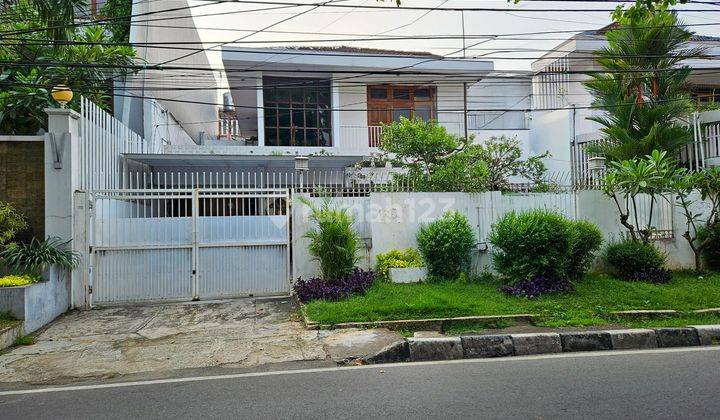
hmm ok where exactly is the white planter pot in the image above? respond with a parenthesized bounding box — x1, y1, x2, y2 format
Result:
(588, 156, 606, 171)
(389, 267, 427, 284)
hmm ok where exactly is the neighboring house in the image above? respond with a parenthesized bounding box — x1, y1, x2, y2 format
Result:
(529, 24, 720, 175)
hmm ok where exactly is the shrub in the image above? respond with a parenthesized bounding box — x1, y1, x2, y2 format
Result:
(605, 239, 669, 282)
(698, 223, 720, 271)
(566, 220, 604, 280)
(416, 211, 475, 279)
(0, 237, 80, 275)
(500, 276, 573, 299)
(489, 209, 571, 282)
(0, 274, 40, 288)
(293, 269, 375, 303)
(299, 197, 360, 281)
(0, 201, 27, 250)
(375, 248, 423, 282)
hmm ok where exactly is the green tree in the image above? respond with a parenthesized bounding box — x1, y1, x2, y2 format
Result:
(379, 117, 489, 192)
(473, 136, 549, 191)
(584, 0, 701, 162)
(0, 0, 136, 134)
(100, 0, 132, 43)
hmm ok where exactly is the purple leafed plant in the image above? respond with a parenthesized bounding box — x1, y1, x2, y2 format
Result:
(501, 276, 574, 299)
(294, 268, 375, 303)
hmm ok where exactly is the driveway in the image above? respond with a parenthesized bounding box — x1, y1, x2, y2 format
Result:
(0, 298, 335, 384)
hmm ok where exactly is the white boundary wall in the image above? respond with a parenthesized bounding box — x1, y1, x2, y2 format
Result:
(292, 190, 710, 281)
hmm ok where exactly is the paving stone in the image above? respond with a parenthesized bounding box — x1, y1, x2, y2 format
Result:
(690, 325, 720, 346)
(607, 329, 657, 350)
(460, 335, 514, 358)
(655, 328, 701, 348)
(560, 331, 612, 352)
(408, 337, 464, 362)
(510, 333, 562, 356)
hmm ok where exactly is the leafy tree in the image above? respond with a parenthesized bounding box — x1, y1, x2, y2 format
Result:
(0, 202, 28, 250)
(0, 0, 136, 134)
(100, 0, 132, 43)
(379, 117, 489, 192)
(584, 0, 701, 162)
(473, 136, 549, 191)
(602, 150, 678, 244)
(670, 167, 720, 272)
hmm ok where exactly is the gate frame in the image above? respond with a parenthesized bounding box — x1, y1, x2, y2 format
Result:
(86, 186, 291, 307)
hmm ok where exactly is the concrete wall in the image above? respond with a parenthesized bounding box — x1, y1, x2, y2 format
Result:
(291, 190, 709, 280)
(0, 265, 70, 333)
(0, 136, 45, 242)
(529, 109, 573, 174)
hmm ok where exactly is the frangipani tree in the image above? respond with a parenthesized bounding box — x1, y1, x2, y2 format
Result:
(602, 150, 679, 244)
(670, 167, 720, 272)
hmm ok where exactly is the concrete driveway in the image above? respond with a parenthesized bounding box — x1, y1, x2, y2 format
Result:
(0, 298, 404, 385)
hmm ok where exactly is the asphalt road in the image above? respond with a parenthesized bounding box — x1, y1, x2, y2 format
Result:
(1, 347, 719, 419)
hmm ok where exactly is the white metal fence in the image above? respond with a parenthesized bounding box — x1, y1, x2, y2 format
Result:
(88, 180, 290, 305)
(79, 96, 161, 191)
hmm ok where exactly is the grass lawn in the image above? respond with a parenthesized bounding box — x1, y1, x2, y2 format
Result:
(304, 272, 720, 328)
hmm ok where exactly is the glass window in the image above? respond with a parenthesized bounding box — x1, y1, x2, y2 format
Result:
(263, 77, 332, 146)
(415, 88, 431, 99)
(393, 89, 410, 100)
(370, 87, 387, 99)
(393, 108, 411, 121)
(414, 106, 432, 122)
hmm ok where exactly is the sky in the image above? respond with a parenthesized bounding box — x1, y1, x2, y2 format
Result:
(188, 0, 720, 72)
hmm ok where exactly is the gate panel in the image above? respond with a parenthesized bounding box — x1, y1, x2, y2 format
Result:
(88, 186, 290, 305)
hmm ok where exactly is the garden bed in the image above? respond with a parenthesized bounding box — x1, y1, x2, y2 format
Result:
(303, 273, 720, 328)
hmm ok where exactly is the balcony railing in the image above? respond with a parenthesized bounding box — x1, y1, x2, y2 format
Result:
(338, 125, 384, 149)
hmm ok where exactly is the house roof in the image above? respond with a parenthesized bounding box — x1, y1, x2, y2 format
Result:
(221, 46, 493, 78)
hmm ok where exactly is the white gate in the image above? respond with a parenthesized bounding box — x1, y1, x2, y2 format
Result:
(87, 185, 290, 305)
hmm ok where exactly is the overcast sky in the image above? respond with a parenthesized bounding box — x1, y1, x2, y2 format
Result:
(188, 0, 720, 72)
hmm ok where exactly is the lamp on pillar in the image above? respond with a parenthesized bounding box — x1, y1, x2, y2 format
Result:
(51, 85, 73, 108)
(295, 156, 309, 189)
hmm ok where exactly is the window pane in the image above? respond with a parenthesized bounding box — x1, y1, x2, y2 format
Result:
(291, 88, 304, 103)
(305, 109, 318, 127)
(319, 110, 331, 128)
(393, 89, 410, 100)
(275, 86, 290, 102)
(265, 128, 278, 146)
(279, 128, 291, 146)
(393, 108, 411, 121)
(278, 108, 291, 127)
(320, 129, 332, 147)
(414, 88, 431, 99)
(318, 88, 330, 105)
(305, 129, 317, 146)
(264, 107, 276, 127)
(264, 87, 276, 102)
(294, 128, 306, 147)
(370, 87, 387, 99)
(292, 108, 304, 127)
(305, 87, 317, 103)
(414, 106, 432, 122)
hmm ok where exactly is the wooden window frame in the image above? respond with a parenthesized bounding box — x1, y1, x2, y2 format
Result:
(366, 85, 437, 127)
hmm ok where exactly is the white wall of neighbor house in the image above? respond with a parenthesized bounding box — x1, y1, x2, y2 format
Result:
(436, 83, 466, 136)
(291, 190, 708, 281)
(117, 0, 219, 143)
(528, 109, 574, 174)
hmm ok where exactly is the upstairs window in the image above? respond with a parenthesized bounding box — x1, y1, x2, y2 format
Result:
(366, 85, 436, 127)
(263, 77, 332, 147)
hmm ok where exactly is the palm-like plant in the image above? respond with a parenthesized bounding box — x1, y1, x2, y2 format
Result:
(298, 196, 360, 281)
(584, 1, 703, 162)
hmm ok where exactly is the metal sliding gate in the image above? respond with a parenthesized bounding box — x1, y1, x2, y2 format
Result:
(87, 186, 290, 305)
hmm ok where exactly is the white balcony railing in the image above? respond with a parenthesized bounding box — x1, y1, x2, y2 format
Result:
(338, 125, 384, 150)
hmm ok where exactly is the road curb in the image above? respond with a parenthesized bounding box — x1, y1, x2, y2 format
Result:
(361, 325, 720, 364)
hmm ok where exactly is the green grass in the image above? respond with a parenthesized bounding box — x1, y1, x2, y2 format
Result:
(304, 272, 720, 328)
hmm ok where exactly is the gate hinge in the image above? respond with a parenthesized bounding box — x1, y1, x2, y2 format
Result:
(192, 269, 196, 275)
(88, 285, 93, 294)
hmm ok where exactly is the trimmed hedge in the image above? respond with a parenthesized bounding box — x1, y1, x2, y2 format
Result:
(416, 211, 475, 280)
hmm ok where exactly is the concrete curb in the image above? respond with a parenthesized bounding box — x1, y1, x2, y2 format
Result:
(361, 325, 720, 364)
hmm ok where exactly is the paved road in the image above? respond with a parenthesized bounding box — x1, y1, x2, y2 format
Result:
(1, 347, 719, 419)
